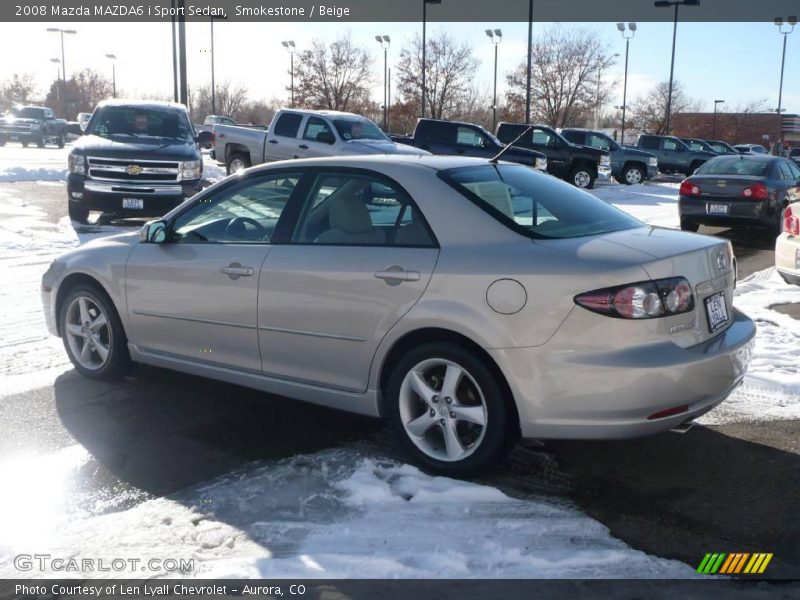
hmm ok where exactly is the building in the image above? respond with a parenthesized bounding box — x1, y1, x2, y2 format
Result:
(672, 112, 800, 151)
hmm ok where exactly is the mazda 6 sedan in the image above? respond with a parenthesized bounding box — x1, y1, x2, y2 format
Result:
(42, 155, 756, 476)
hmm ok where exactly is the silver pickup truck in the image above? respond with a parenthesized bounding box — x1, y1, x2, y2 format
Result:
(212, 109, 429, 174)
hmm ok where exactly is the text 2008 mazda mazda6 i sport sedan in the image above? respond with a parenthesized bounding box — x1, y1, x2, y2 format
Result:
(41, 155, 756, 475)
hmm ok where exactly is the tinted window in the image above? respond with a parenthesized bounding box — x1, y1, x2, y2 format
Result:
(273, 112, 303, 137)
(87, 106, 193, 141)
(293, 172, 434, 247)
(303, 116, 334, 142)
(441, 164, 641, 239)
(332, 117, 387, 141)
(561, 131, 585, 145)
(496, 125, 527, 144)
(639, 136, 658, 150)
(419, 121, 453, 145)
(696, 157, 771, 176)
(777, 162, 795, 180)
(789, 148, 800, 158)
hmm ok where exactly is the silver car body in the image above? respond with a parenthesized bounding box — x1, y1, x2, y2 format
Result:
(42, 155, 755, 439)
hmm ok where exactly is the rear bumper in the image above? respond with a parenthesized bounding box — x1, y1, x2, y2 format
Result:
(679, 196, 781, 229)
(68, 174, 201, 217)
(490, 308, 756, 440)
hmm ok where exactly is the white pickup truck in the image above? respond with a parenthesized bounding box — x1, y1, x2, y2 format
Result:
(212, 109, 429, 174)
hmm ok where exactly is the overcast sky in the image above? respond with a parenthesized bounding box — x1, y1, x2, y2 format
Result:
(0, 20, 797, 116)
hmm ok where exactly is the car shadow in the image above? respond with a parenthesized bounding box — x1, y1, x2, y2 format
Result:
(548, 424, 800, 578)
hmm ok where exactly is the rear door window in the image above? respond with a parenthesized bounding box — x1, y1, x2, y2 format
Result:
(639, 136, 659, 150)
(273, 112, 303, 138)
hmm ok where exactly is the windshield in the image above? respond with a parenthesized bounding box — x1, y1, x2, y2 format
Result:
(331, 117, 388, 141)
(87, 106, 194, 141)
(696, 156, 771, 176)
(440, 164, 642, 239)
(9, 107, 44, 120)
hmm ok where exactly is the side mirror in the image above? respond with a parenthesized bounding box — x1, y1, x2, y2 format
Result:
(316, 131, 335, 145)
(140, 219, 169, 244)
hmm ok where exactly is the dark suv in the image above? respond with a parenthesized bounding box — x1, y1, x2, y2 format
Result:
(67, 100, 203, 223)
(0, 105, 67, 148)
(632, 135, 716, 176)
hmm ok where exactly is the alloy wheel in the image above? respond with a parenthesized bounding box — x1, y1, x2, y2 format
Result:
(625, 168, 643, 184)
(230, 158, 246, 173)
(573, 170, 591, 188)
(64, 295, 112, 371)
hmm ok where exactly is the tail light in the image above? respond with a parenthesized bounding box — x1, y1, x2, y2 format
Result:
(741, 182, 769, 201)
(785, 205, 800, 236)
(575, 277, 695, 320)
(679, 180, 701, 197)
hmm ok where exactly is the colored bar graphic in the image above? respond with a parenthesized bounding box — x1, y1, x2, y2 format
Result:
(698, 552, 773, 575)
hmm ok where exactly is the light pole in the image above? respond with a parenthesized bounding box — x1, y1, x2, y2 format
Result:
(46, 27, 77, 118)
(712, 99, 724, 139)
(616, 22, 636, 144)
(654, 0, 700, 135)
(421, 0, 442, 119)
(525, 0, 533, 124)
(281, 40, 296, 108)
(485, 29, 502, 131)
(594, 53, 619, 129)
(105, 53, 117, 98)
(50, 58, 61, 104)
(375, 35, 391, 131)
(774, 16, 796, 152)
(209, 15, 227, 115)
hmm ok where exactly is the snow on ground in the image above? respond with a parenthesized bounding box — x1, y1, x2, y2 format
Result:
(0, 146, 70, 182)
(590, 180, 681, 228)
(0, 448, 696, 579)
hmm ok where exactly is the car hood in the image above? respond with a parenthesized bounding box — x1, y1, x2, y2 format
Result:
(572, 144, 609, 157)
(345, 139, 432, 156)
(620, 147, 656, 159)
(72, 134, 199, 161)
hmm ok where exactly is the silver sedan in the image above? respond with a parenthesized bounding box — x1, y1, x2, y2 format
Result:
(42, 155, 756, 476)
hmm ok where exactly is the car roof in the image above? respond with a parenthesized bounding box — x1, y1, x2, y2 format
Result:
(244, 154, 519, 175)
(708, 154, 775, 162)
(95, 99, 188, 111)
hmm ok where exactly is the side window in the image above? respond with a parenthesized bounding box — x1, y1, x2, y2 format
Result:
(532, 128, 557, 147)
(639, 136, 659, 150)
(303, 117, 334, 142)
(273, 113, 303, 138)
(585, 134, 610, 150)
(777, 162, 795, 180)
(662, 138, 681, 151)
(562, 131, 584, 145)
(420, 122, 453, 145)
(292, 172, 435, 247)
(456, 126, 486, 148)
(172, 173, 300, 244)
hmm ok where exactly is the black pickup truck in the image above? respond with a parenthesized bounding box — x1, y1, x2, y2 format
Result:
(496, 122, 611, 189)
(67, 100, 203, 223)
(0, 105, 67, 148)
(392, 118, 548, 171)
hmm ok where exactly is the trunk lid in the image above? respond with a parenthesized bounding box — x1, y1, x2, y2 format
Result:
(686, 174, 766, 200)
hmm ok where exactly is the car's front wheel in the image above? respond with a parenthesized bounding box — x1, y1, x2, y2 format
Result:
(387, 342, 514, 477)
(57, 133, 65, 148)
(227, 152, 250, 175)
(569, 166, 595, 189)
(59, 284, 130, 381)
(68, 202, 89, 224)
(622, 164, 645, 185)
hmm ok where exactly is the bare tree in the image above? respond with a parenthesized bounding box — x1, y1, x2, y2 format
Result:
(505, 26, 615, 128)
(627, 80, 700, 135)
(396, 30, 480, 120)
(188, 81, 249, 121)
(293, 34, 375, 111)
(0, 74, 38, 111)
(45, 69, 113, 119)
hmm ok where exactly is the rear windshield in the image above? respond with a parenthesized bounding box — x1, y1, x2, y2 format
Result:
(696, 157, 771, 176)
(440, 164, 642, 239)
(332, 117, 388, 141)
(9, 107, 44, 119)
(87, 106, 194, 141)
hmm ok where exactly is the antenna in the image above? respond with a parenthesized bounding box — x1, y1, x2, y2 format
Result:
(490, 125, 533, 163)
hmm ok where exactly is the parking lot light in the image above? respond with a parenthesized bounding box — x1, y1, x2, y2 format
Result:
(485, 29, 502, 131)
(46, 27, 77, 118)
(774, 16, 796, 150)
(421, 0, 443, 119)
(617, 23, 636, 144)
(375, 35, 391, 131)
(105, 53, 117, 98)
(713, 99, 724, 139)
(281, 40, 296, 108)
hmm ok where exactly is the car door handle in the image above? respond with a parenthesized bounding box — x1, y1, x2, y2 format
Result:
(374, 266, 420, 283)
(299, 144, 309, 149)
(221, 263, 254, 279)
(268, 139, 279, 144)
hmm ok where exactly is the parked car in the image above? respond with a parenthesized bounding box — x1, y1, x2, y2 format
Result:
(77, 112, 92, 132)
(631, 134, 716, 176)
(681, 138, 719, 154)
(42, 154, 755, 475)
(392, 118, 547, 172)
(678, 154, 800, 235)
(776, 203, 800, 285)
(66, 100, 203, 223)
(214, 109, 427, 175)
(788, 147, 800, 166)
(561, 128, 657, 185)
(705, 140, 739, 155)
(0, 105, 67, 148)
(734, 144, 768, 155)
(495, 123, 610, 189)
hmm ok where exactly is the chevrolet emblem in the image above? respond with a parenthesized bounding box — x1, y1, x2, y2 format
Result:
(126, 165, 144, 175)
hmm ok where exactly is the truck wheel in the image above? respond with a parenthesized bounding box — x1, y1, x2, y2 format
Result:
(227, 153, 250, 175)
(569, 166, 595, 189)
(622, 164, 645, 185)
(68, 202, 89, 224)
(680, 219, 699, 232)
(57, 133, 66, 149)
(21, 141, 29, 148)
(36, 133, 46, 148)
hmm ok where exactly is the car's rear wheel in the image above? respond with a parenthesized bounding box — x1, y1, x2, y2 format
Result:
(59, 284, 131, 381)
(387, 342, 514, 477)
(569, 166, 595, 189)
(622, 164, 645, 185)
(227, 152, 250, 175)
(68, 203, 89, 224)
(57, 133, 65, 148)
(680, 219, 699, 232)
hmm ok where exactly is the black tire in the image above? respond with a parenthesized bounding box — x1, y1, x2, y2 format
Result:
(58, 284, 131, 381)
(680, 219, 699, 232)
(569, 166, 596, 189)
(68, 202, 90, 224)
(226, 152, 250, 175)
(36, 133, 45, 148)
(21, 141, 29, 148)
(621, 164, 645, 185)
(387, 342, 515, 477)
(57, 133, 65, 149)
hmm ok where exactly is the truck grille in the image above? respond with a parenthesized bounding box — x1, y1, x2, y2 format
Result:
(87, 156, 181, 183)
(2, 124, 33, 132)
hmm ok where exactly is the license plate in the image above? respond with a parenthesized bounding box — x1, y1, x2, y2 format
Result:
(122, 198, 144, 209)
(704, 291, 729, 333)
(706, 203, 729, 215)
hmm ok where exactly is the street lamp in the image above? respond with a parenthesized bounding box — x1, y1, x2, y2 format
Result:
(375, 35, 391, 131)
(209, 14, 227, 115)
(50, 58, 61, 83)
(421, 0, 442, 119)
(105, 53, 117, 98)
(46, 27, 77, 118)
(654, 0, 700, 135)
(774, 16, 796, 152)
(595, 53, 619, 129)
(712, 99, 724, 139)
(281, 40, 296, 108)
(485, 29, 502, 131)
(616, 22, 636, 144)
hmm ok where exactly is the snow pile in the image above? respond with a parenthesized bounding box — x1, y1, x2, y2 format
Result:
(0, 166, 67, 182)
(202, 156, 227, 183)
(0, 449, 695, 579)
